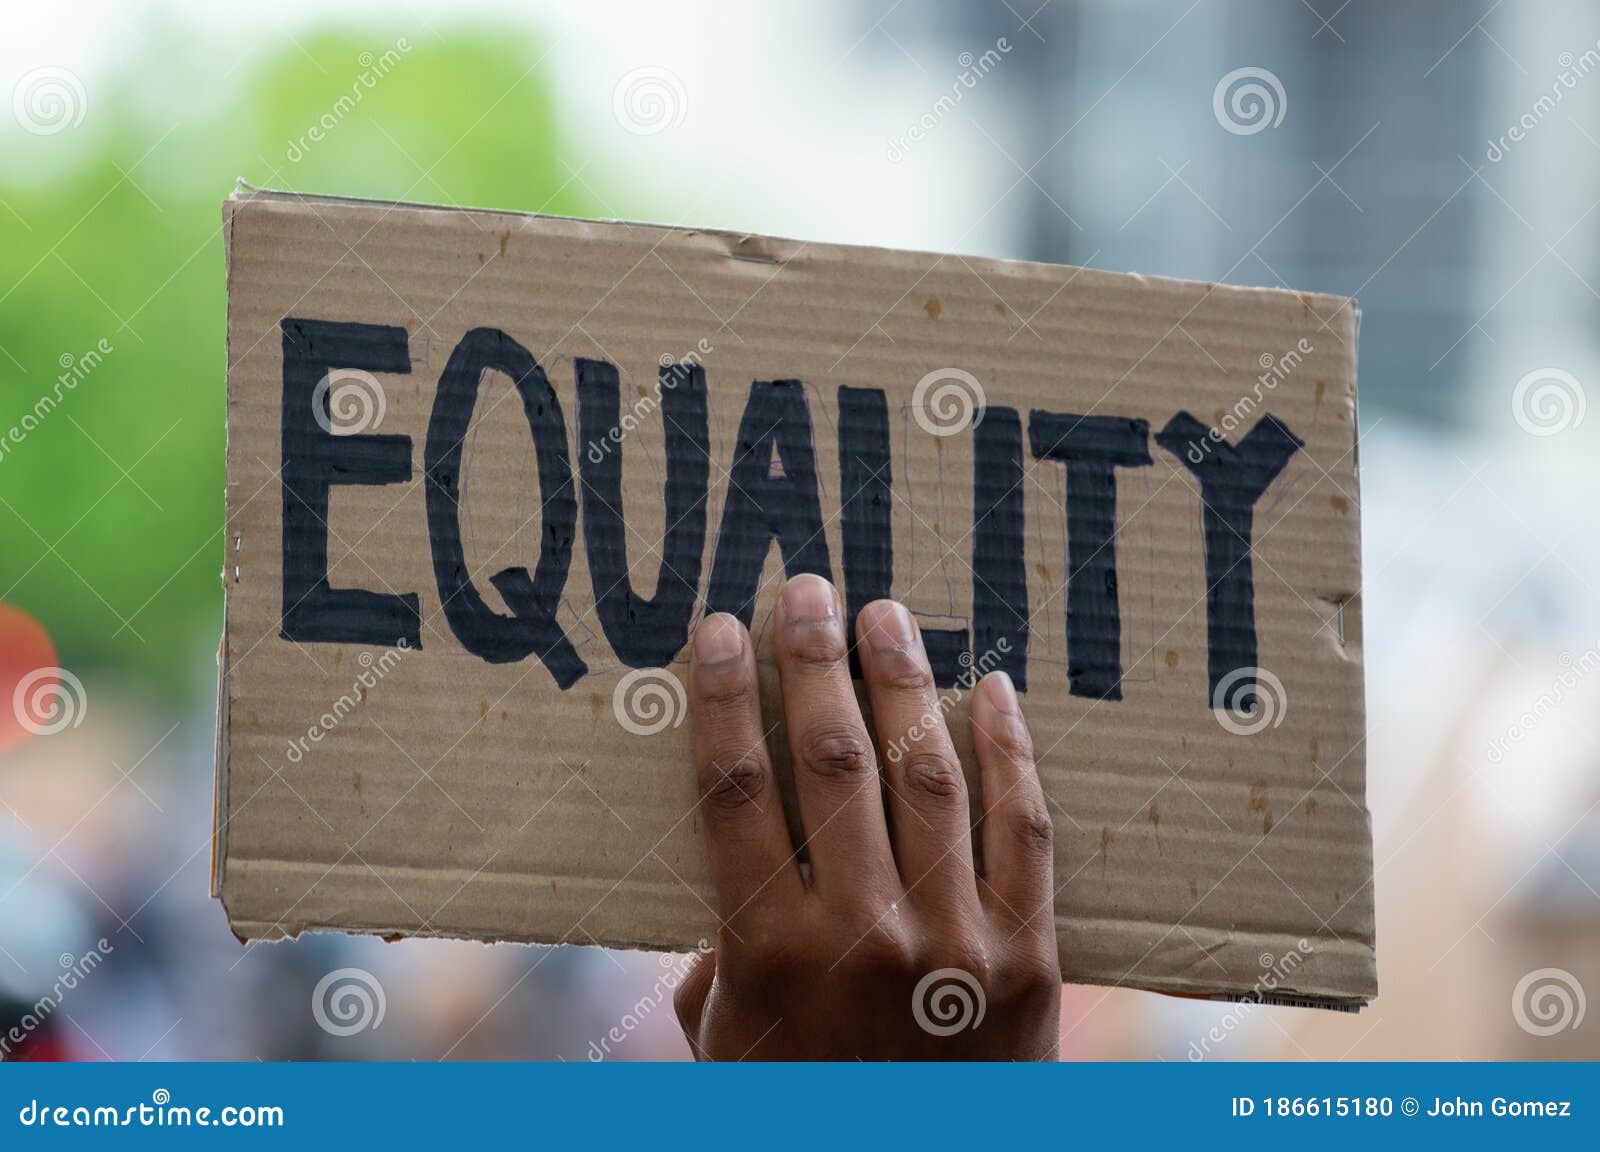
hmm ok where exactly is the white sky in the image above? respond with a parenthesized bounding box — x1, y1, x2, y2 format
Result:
(1, 0, 1026, 259)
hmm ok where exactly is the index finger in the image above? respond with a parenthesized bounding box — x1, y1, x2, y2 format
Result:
(689, 613, 804, 929)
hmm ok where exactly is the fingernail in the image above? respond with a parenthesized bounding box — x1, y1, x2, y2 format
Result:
(860, 600, 915, 651)
(694, 613, 744, 665)
(779, 572, 835, 623)
(983, 670, 1019, 714)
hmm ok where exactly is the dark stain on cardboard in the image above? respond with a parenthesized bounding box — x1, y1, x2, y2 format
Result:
(1165, 649, 1180, 670)
(923, 297, 942, 320)
(1248, 781, 1272, 834)
(1330, 495, 1348, 513)
(1100, 826, 1113, 878)
(1149, 802, 1162, 853)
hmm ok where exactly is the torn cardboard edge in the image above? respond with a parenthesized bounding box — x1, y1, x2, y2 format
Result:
(216, 187, 1374, 1011)
(223, 180, 1354, 319)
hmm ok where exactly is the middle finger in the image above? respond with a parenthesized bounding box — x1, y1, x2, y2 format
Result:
(773, 573, 899, 906)
(855, 599, 979, 913)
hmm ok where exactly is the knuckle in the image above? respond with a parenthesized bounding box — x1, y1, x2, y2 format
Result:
(695, 672, 753, 708)
(1006, 799, 1055, 856)
(1004, 949, 1063, 1003)
(783, 626, 849, 669)
(723, 933, 805, 991)
(897, 749, 966, 802)
(798, 724, 876, 782)
(841, 922, 915, 978)
(872, 650, 936, 694)
(701, 751, 771, 814)
(924, 941, 993, 985)
(741, 932, 799, 974)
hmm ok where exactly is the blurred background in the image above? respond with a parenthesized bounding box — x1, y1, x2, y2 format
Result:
(1, 0, 1597, 1060)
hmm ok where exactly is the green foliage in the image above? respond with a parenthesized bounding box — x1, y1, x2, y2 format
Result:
(0, 27, 589, 694)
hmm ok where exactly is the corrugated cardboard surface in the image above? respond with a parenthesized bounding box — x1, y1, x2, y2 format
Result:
(218, 188, 1374, 1007)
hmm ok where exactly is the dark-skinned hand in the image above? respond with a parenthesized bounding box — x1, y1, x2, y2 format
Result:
(674, 573, 1061, 1060)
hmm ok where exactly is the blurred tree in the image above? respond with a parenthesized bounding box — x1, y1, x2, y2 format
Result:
(0, 26, 590, 697)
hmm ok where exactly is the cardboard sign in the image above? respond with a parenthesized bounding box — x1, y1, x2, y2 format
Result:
(216, 188, 1375, 1009)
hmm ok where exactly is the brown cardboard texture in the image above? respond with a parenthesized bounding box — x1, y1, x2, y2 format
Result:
(218, 188, 1374, 1009)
